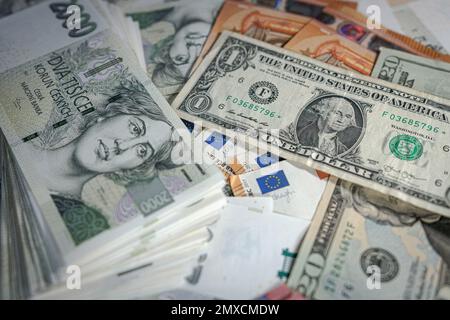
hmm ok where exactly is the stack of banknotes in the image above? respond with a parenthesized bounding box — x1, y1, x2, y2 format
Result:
(0, 0, 229, 299)
(1, 0, 450, 300)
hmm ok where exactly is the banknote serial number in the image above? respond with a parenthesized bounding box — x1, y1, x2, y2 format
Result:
(225, 96, 281, 118)
(382, 111, 439, 133)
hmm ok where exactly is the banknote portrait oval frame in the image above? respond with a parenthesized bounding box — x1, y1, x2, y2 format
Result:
(294, 93, 366, 158)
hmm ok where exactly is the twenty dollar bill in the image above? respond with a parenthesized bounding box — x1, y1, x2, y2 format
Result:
(287, 177, 450, 300)
(372, 47, 450, 100)
(173, 31, 450, 217)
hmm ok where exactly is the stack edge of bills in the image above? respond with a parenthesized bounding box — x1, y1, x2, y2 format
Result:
(0, 0, 226, 299)
(2, 0, 450, 301)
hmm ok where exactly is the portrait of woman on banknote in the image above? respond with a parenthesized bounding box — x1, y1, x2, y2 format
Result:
(32, 80, 185, 244)
(138, 1, 221, 90)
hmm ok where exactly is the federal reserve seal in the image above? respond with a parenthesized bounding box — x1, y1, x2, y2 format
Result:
(361, 248, 399, 282)
(248, 81, 278, 105)
(389, 134, 423, 161)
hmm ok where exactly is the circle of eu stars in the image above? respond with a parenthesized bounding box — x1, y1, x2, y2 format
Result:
(263, 174, 282, 190)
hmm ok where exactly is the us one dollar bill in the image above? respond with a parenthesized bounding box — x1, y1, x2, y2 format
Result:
(287, 177, 450, 300)
(372, 47, 450, 100)
(173, 31, 450, 217)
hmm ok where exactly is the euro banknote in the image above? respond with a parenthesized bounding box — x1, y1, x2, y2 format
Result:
(197, 128, 280, 177)
(284, 19, 376, 75)
(322, 2, 450, 62)
(230, 161, 327, 219)
(192, 0, 311, 71)
(158, 197, 308, 300)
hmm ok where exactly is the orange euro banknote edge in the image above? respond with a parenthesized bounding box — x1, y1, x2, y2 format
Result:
(322, 2, 450, 62)
(284, 19, 376, 75)
(191, 0, 311, 73)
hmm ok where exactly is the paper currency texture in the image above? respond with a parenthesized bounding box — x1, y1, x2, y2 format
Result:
(173, 31, 450, 217)
(372, 47, 450, 100)
(287, 177, 450, 300)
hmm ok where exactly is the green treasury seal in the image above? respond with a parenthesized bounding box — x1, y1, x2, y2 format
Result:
(389, 134, 423, 161)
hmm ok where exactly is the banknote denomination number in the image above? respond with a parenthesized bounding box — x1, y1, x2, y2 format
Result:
(296, 253, 325, 297)
(217, 45, 247, 73)
(377, 56, 399, 82)
(185, 92, 212, 115)
(139, 190, 172, 214)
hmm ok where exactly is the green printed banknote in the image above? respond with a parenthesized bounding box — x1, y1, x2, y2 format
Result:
(372, 47, 450, 100)
(173, 31, 450, 217)
(287, 177, 450, 300)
